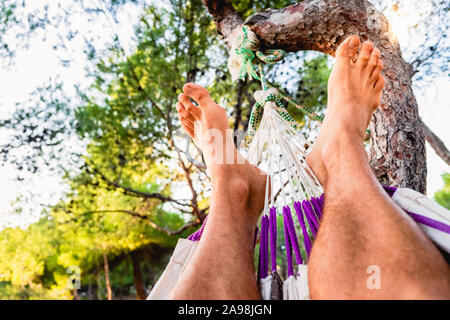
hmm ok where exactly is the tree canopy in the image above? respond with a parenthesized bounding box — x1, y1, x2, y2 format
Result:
(0, 0, 448, 299)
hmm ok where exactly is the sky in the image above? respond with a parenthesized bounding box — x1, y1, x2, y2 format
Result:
(0, 0, 448, 230)
(0, 0, 142, 229)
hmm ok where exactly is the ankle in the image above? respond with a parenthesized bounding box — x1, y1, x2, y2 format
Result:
(325, 105, 369, 141)
(213, 175, 253, 214)
(322, 131, 367, 172)
(324, 119, 365, 144)
(211, 167, 249, 192)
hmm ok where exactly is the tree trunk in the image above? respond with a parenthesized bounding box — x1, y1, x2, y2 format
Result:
(96, 265, 102, 300)
(103, 252, 113, 300)
(87, 281, 94, 300)
(203, 0, 427, 192)
(130, 251, 147, 300)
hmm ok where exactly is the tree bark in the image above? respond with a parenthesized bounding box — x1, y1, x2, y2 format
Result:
(103, 252, 113, 300)
(202, 0, 243, 45)
(130, 251, 147, 300)
(203, 0, 428, 192)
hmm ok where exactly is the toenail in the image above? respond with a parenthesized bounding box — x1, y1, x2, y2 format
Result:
(349, 36, 359, 49)
(188, 97, 199, 106)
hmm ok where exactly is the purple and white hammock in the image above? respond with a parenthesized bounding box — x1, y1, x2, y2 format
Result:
(252, 87, 449, 300)
(147, 185, 450, 300)
(148, 26, 449, 300)
(147, 87, 450, 300)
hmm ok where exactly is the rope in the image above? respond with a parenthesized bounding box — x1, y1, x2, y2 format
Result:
(234, 25, 370, 137)
(233, 26, 322, 133)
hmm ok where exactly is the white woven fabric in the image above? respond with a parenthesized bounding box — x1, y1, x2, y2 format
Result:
(147, 238, 198, 300)
(392, 187, 450, 253)
(260, 274, 273, 300)
(148, 188, 449, 300)
(282, 265, 309, 300)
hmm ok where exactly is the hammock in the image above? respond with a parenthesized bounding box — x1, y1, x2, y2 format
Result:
(147, 26, 450, 300)
(148, 186, 450, 300)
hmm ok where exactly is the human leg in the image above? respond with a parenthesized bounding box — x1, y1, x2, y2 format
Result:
(169, 83, 266, 299)
(307, 36, 450, 299)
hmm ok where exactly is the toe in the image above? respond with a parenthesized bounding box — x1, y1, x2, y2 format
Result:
(179, 114, 194, 129)
(366, 47, 380, 77)
(356, 41, 373, 69)
(181, 123, 194, 138)
(177, 111, 195, 136)
(335, 35, 360, 60)
(176, 101, 184, 113)
(176, 101, 191, 121)
(176, 101, 187, 116)
(178, 93, 202, 120)
(183, 83, 212, 107)
(370, 59, 383, 82)
(374, 74, 385, 91)
(177, 107, 195, 126)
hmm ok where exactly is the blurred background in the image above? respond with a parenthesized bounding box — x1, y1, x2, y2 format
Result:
(0, 0, 448, 299)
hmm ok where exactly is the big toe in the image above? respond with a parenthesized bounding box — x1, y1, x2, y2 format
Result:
(335, 35, 360, 60)
(183, 83, 212, 107)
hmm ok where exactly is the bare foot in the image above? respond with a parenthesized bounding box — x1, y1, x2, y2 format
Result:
(306, 35, 385, 185)
(176, 83, 267, 220)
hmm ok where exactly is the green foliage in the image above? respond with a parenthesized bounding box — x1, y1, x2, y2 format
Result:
(0, 80, 74, 174)
(435, 173, 450, 209)
(295, 55, 330, 112)
(289, 54, 330, 125)
(2, 0, 448, 300)
(0, 0, 331, 299)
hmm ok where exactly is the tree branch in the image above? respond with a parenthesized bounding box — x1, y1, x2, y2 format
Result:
(202, 0, 428, 192)
(420, 119, 450, 166)
(89, 165, 192, 207)
(177, 150, 206, 222)
(201, 0, 243, 47)
(172, 141, 207, 169)
(80, 209, 199, 236)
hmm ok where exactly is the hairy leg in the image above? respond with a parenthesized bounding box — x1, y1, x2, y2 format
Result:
(169, 83, 266, 299)
(307, 36, 450, 299)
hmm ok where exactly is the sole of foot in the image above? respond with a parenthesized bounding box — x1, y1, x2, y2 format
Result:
(177, 82, 268, 221)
